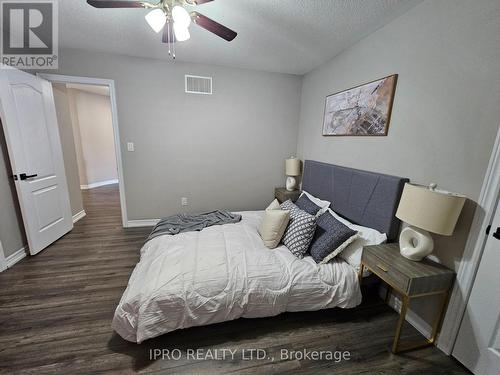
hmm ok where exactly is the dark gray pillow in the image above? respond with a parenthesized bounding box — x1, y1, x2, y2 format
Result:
(309, 212, 358, 264)
(295, 193, 321, 216)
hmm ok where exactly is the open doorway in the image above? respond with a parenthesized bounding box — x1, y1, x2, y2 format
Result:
(39, 74, 128, 227)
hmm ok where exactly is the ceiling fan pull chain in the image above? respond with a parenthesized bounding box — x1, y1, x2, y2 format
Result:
(169, 22, 172, 56)
(173, 31, 176, 59)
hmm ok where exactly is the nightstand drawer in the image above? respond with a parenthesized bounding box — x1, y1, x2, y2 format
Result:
(362, 250, 409, 293)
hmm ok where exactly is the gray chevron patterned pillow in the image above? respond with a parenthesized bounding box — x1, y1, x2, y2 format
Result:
(280, 200, 317, 258)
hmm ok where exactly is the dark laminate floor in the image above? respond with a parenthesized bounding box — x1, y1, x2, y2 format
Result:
(0, 185, 469, 374)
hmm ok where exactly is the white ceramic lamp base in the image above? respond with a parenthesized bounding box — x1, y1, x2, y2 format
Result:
(286, 176, 297, 191)
(399, 225, 434, 261)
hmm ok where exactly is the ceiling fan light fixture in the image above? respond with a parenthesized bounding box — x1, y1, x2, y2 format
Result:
(173, 22, 191, 41)
(145, 8, 167, 33)
(172, 5, 191, 28)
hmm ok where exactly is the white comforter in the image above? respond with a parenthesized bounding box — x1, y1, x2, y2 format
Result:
(113, 211, 362, 343)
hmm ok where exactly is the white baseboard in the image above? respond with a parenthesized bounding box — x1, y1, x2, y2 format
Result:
(72, 210, 86, 223)
(81, 179, 118, 190)
(127, 219, 160, 228)
(6, 246, 28, 268)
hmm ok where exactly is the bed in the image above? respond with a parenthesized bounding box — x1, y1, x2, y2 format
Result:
(113, 160, 408, 343)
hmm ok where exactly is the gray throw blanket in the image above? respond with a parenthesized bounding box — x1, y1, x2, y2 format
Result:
(146, 210, 242, 243)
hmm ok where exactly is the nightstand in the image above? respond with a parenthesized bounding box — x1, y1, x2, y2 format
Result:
(275, 187, 301, 203)
(359, 243, 454, 353)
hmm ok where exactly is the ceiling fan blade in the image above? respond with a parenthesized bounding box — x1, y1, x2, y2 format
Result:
(191, 12, 237, 41)
(186, 0, 214, 4)
(162, 24, 177, 43)
(87, 0, 146, 8)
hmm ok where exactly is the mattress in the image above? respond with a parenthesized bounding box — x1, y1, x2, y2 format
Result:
(112, 211, 362, 343)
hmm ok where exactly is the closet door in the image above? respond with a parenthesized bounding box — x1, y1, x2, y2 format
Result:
(0, 67, 72, 255)
(453, 196, 500, 375)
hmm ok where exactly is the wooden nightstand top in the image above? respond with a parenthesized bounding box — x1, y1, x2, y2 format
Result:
(362, 243, 454, 296)
(275, 188, 301, 203)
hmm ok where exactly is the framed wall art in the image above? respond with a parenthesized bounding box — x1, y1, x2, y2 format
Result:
(322, 74, 398, 136)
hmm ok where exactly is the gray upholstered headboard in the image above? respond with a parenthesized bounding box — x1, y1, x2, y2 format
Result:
(302, 160, 409, 242)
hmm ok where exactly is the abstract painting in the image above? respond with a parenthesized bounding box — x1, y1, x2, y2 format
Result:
(322, 74, 398, 136)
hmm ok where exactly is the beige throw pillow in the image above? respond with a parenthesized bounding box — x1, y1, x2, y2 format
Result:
(266, 199, 281, 211)
(258, 209, 290, 249)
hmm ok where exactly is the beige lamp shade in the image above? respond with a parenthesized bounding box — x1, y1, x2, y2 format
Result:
(396, 183, 466, 236)
(285, 158, 301, 176)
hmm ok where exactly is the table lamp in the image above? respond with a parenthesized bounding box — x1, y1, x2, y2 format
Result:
(395, 183, 466, 261)
(285, 157, 301, 191)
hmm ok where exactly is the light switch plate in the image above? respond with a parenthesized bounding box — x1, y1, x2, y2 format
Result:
(127, 142, 135, 152)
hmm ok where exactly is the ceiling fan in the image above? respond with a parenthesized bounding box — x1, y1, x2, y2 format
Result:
(87, 0, 237, 58)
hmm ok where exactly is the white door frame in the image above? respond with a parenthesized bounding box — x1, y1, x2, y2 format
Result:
(438, 125, 500, 355)
(37, 73, 128, 228)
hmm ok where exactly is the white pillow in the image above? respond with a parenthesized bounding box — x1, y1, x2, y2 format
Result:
(258, 209, 290, 249)
(266, 199, 281, 211)
(300, 191, 331, 216)
(328, 209, 387, 272)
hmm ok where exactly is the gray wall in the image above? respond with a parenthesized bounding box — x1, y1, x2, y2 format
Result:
(67, 88, 87, 189)
(0, 49, 300, 258)
(297, 0, 500, 270)
(52, 84, 84, 216)
(53, 49, 302, 220)
(0, 125, 26, 257)
(296, 0, 500, 334)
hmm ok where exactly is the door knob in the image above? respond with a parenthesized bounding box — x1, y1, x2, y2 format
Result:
(19, 173, 37, 180)
(493, 227, 500, 240)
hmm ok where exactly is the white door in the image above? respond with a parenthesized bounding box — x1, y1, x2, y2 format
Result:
(453, 196, 500, 375)
(0, 66, 73, 255)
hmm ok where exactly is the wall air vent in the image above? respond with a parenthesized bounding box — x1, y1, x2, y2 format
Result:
(185, 75, 213, 95)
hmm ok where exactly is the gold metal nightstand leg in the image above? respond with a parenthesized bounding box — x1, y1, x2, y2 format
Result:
(391, 290, 451, 353)
(358, 262, 450, 354)
(392, 294, 409, 353)
(429, 290, 451, 344)
(358, 263, 364, 283)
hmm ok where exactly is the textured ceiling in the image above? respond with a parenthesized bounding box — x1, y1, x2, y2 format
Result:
(60, 0, 423, 75)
